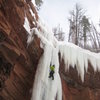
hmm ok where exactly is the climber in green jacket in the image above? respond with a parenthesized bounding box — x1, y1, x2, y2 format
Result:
(49, 64, 55, 80)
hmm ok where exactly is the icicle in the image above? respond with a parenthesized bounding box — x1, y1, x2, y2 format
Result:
(59, 41, 100, 82)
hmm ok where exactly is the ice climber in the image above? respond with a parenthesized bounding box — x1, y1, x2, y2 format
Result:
(49, 64, 55, 80)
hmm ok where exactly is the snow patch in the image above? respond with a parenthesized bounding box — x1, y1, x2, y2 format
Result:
(23, 16, 35, 45)
(30, 8, 35, 18)
(23, 16, 31, 34)
(27, 33, 34, 45)
(31, 0, 36, 6)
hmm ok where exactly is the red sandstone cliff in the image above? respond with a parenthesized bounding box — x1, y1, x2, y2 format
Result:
(0, 0, 100, 100)
(0, 0, 43, 99)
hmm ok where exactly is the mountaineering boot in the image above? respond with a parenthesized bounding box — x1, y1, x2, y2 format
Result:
(52, 75, 54, 80)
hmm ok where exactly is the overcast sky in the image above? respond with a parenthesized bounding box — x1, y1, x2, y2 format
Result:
(38, 0, 100, 34)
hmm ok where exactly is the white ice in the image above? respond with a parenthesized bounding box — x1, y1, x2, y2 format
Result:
(23, 16, 31, 34)
(31, 43, 62, 100)
(59, 41, 100, 82)
(23, 1, 100, 100)
(29, 16, 100, 100)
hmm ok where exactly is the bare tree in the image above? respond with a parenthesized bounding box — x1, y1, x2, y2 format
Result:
(68, 3, 85, 45)
(89, 23, 100, 52)
(53, 25, 65, 41)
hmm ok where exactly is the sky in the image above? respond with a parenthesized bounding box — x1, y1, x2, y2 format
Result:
(38, 0, 100, 35)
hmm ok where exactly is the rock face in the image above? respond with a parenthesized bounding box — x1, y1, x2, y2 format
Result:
(0, 0, 43, 99)
(0, 0, 100, 100)
(60, 60, 100, 100)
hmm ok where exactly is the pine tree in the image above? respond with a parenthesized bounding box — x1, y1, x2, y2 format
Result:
(35, 0, 43, 10)
(81, 16, 90, 48)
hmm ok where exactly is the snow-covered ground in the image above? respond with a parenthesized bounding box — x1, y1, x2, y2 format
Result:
(23, 1, 100, 100)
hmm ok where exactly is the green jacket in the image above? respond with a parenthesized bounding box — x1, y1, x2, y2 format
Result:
(50, 66, 55, 71)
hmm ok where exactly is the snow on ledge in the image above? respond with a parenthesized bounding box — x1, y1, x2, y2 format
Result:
(31, 0, 36, 7)
(23, 16, 34, 45)
(59, 41, 100, 82)
(23, 16, 31, 34)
